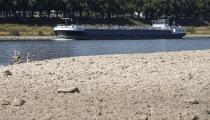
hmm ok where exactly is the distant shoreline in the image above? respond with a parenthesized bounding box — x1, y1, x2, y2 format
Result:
(0, 36, 56, 41)
(1, 24, 210, 39)
(0, 35, 210, 41)
(186, 34, 210, 38)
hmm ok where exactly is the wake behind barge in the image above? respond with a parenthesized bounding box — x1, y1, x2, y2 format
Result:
(54, 20, 186, 40)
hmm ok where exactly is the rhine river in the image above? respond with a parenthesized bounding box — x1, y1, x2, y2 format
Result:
(1, 37, 210, 65)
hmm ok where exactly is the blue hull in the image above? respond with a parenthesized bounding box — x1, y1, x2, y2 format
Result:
(54, 29, 186, 40)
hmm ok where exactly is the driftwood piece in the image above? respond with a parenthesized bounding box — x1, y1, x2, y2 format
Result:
(57, 87, 80, 93)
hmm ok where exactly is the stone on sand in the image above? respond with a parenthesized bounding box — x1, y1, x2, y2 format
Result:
(0, 98, 10, 106)
(184, 98, 200, 105)
(3, 70, 12, 77)
(13, 98, 25, 106)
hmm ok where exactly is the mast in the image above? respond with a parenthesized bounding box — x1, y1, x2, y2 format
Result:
(62, 18, 72, 26)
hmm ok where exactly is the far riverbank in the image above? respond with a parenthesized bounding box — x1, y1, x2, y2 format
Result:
(186, 34, 210, 38)
(0, 24, 210, 40)
(0, 36, 56, 41)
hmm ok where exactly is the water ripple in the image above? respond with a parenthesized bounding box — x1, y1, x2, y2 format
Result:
(0, 38, 210, 65)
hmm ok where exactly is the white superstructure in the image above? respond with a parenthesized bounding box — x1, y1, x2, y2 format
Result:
(152, 20, 185, 35)
(54, 25, 84, 31)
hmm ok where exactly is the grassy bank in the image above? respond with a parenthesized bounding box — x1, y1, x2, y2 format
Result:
(185, 26, 210, 35)
(0, 24, 54, 36)
(0, 23, 210, 37)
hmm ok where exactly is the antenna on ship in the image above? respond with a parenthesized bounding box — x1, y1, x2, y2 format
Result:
(62, 18, 72, 26)
(173, 21, 176, 26)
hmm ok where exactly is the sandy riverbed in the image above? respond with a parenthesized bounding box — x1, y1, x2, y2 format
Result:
(0, 50, 210, 120)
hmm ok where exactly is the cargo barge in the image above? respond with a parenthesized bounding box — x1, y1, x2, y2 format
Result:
(54, 19, 186, 40)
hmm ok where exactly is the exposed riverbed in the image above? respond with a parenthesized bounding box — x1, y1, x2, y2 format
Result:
(0, 50, 210, 119)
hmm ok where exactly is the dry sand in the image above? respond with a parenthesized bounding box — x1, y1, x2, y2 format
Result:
(0, 50, 210, 120)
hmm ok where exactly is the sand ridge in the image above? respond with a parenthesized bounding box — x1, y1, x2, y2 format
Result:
(0, 50, 210, 120)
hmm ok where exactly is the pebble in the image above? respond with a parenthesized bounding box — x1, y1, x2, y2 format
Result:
(13, 98, 25, 106)
(0, 98, 10, 106)
(184, 98, 199, 105)
(57, 87, 80, 93)
(98, 112, 102, 116)
(3, 70, 12, 77)
(139, 115, 148, 120)
(205, 110, 210, 114)
(189, 73, 193, 80)
(189, 100, 199, 105)
(192, 115, 199, 120)
(40, 115, 55, 120)
(72, 58, 76, 61)
(35, 63, 42, 66)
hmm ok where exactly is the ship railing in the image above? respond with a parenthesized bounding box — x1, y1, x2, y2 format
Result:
(55, 24, 172, 31)
(76, 25, 171, 31)
(56, 24, 67, 27)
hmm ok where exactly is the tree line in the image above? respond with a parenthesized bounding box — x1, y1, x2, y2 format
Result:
(0, 0, 210, 19)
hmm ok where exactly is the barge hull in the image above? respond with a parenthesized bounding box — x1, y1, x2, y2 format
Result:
(54, 29, 186, 40)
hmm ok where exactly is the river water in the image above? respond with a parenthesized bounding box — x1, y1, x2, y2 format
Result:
(1, 38, 210, 66)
